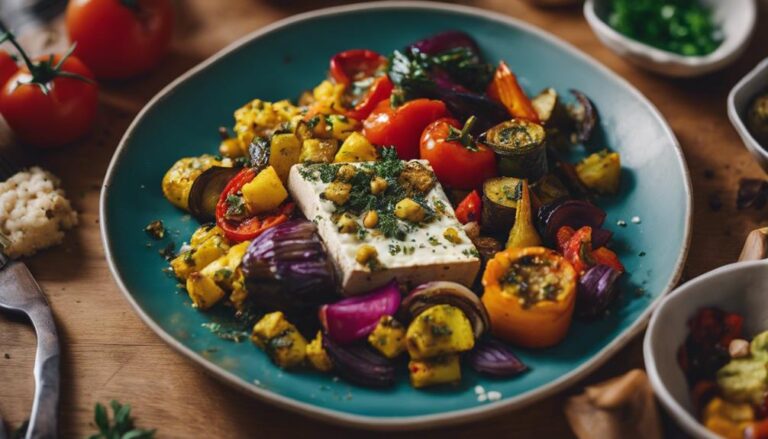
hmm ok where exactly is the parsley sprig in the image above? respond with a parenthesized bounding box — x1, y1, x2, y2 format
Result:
(89, 400, 156, 439)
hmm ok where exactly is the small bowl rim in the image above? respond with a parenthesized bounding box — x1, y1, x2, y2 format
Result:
(644, 259, 768, 439)
(584, 0, 756, 70)
(727, 57, 768, 170)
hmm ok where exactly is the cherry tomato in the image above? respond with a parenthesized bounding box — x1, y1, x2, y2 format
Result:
(66, 0, 174, 79)
(420, 117, 496, 190)
(0, 54, 98, 148)
(363, 98, 447, 160)
(215, 168, 294, 242)
(455, 190, 482, 224)
(0, 51, 18, 89)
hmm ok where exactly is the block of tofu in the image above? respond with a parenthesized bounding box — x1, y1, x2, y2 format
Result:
(288, 159, 480, 296)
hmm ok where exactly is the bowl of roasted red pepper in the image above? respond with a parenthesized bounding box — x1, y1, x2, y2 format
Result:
(645, 242, 768, 439)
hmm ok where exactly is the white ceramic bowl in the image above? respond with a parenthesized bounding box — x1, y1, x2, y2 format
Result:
(584, 0, 757, 77)
(728, 57, 768, 174)
(644, 259, 768, 438)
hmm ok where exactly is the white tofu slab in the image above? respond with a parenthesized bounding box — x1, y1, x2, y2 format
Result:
(288, 161, 481, 296)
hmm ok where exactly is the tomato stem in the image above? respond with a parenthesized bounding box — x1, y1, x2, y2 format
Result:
(0, 28, 93, 93)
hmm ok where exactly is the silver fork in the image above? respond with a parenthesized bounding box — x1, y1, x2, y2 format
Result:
(0, 152, 60, 439)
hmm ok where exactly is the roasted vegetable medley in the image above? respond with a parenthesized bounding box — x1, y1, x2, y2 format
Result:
(158, 31, 628, 390)
(678, 308, 768, 439)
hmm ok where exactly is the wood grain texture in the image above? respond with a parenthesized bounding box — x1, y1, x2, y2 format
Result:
(0, 1, 766, 437)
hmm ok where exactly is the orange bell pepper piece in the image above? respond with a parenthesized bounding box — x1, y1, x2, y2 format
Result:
(487, 61, 540, 123)
(481, 247, 577, 348)
(559, 226, 625, 275)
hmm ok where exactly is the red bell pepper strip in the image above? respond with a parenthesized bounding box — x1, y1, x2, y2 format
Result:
(215, 168, 293, 242)
(329, 49, 393, 121)
(558, 225, 624, 275)
(330, 49, 387, 85)
(455, 190, 482, 224)
(487, 61, 540, 123)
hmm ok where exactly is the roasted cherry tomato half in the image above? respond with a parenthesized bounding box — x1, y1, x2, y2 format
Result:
(0, 50, 98, 148)
(455, 190, 482, 225)
(0, 51, 18, 89)
(67, 0, 174, 79)
(420, 117, 497, 190)
(363, 98, 447, 160)
(215, 168, 293, 242)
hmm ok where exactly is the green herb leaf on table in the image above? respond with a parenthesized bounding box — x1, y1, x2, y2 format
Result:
(90, 400, 156, 439)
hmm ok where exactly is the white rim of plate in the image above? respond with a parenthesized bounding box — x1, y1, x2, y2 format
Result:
(100, 1, 693, 430)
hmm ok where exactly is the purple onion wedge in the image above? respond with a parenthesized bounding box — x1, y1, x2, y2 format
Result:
(402, 281, 489, 338)
(319, 280, 401, 344)
(468, 338, 528, 378)
(407, 30, 481, 56)
(576, 264, 622, 318)
(568, 89, 598, 143)
(322, 336, 395, 388)
(538, 199, 607, 244)
(241, 220, 338, 312)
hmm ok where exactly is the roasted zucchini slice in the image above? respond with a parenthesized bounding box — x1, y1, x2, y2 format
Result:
(483, 119, 548, 183)
(481, 176, 521, 234)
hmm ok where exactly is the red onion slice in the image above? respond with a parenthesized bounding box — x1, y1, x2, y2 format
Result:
(469, 338, 528, 377)
(576, 264, 622, 318)
(319, 280, 401, 344)
(322, 336, 395, 388)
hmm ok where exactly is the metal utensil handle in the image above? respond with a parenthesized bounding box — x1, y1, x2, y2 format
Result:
(25, 301, 60, 439)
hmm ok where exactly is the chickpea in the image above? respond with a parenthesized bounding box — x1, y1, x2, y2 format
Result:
(395, 198, 425, 223)
(336, 213, 359, 234)
(219, 138, 244, 158)
(363, 210, 379, 228)
(370, 176, 388, 195)
(443, 227, 462, 244)
(356, 245, 378, 265)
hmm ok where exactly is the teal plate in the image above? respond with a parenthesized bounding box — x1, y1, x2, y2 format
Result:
(100, 2, 691, 430)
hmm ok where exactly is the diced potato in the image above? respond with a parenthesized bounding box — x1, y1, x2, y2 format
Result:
(252, 312, 292, 347)
(185, 241, 250, 309)
(311, 80, 345, 116)
(268, 133, 302, 183)
(575, 150, 621, 195)
(409, 355, 461, 388)
(395, 198, 425, 223)
(334, 132, 378, 163)
(161, 155, 224, 209)
(234, 98, 300, 148)
(229, 271, 249, 311)
(399, 162, 435, 193)
(702, 397, 754, 439)
(171, 225, 230, 280)
(405, 305, 475, 359)
(186, 272, 225, 310)
(323, 181, 351, 206)
(241, 166, 288, 214)
(325, 115, 360, 141)
(368, 316, 406, 359)
(306, 331, 333, 372)
(252, 312, 307, 369)
(299, 138, 339, 163)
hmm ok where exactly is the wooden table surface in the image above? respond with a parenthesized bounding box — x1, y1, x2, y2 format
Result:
(1, 1, 767, 437)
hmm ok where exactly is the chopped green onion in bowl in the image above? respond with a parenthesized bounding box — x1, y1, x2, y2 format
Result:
(607, 0, 723, 56)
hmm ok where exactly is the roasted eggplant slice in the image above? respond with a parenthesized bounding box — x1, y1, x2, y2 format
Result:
(482, 119, 548, 183)
(188, 166, 240, 221)
(481, 177, 521, 234)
